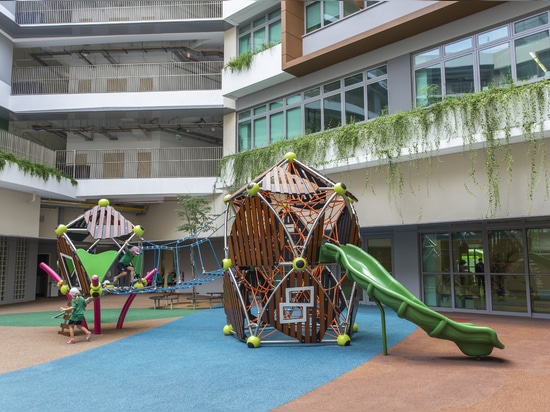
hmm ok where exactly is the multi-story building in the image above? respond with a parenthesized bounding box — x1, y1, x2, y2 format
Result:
(2, 1, 550, 319)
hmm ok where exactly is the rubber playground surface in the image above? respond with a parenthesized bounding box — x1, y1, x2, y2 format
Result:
(0, 294, 548, 411)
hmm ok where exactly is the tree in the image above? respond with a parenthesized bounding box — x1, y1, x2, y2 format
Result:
(175, 195, 213, 235)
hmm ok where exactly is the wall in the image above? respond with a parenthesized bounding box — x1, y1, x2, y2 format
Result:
(330, 140, 550, 229)
(0, 187, 41, 237)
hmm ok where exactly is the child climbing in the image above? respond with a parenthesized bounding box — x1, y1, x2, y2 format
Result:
(59, 287, 93, 344)
(113, 246, 140, 285)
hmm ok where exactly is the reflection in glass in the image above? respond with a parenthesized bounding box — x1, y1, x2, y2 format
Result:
(489, 230, 527, 312)
(324, 94, 341, 130)
(345, 87, 365, 124)
(367, 238, 392, 273)
(478, 25, 508, 46)
(270, 112, 284, 143)
(367, 80, 388, 119)
(238, 120, 251, 152)
(515, 30, 550, 81)
(424, 274, 452, 308)
(527, 228, 550, 314)
(253, 117, 267, 148)
(530, 274, 550, 314)
(305, 100, 321, 134)
(488, 230, 525, 274)
(421, 233, 450, 273)
(491, 274, 527, 312)
(286, 107, 301, 139)
(306, 2, 321, 33)
(452, 231, 486, 309)
(444, 37, 472, 56)
(415, 63, 441, 107)
(444, 54, 474, 96)
(479, 42, 511, 89)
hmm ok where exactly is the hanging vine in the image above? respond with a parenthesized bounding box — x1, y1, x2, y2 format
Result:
(219, 80, 550, 217)
(0, 151, 77, 185)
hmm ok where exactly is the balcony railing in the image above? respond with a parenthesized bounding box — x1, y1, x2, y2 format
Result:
(55, 147, 223, 179)
(15, 0, 222, 25)
(11, 61, 223, 95)
(0, 130, 57, 166)
(1, 132, 222, 180)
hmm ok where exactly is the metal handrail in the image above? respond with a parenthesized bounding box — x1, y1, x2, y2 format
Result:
(15, 0, 223, 25)
(11, 61, 223, 95)
(55, 147, 223, 179)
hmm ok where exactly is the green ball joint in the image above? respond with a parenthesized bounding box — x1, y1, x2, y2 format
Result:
(334, 183, 347, 196)
(292, 257, 307, 271)
(246, 182, 260, 196)
(246, 335, 261, 348)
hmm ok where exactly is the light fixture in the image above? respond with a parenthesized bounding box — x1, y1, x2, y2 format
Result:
(529, 51, 548, 73)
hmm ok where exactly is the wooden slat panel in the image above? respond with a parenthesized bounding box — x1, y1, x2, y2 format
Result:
(305, 214, 324, 264)
(56, 236, 90, 295)
(223, 272, 246, 341)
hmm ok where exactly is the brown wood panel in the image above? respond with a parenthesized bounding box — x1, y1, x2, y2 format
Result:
(305, 214, 324, 264)
(56, 235, 90, 295)
(223, 272, 246, 341)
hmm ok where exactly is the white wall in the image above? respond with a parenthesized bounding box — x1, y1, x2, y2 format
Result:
(0, 187, 41, 237)
(330, 140, 550, 228)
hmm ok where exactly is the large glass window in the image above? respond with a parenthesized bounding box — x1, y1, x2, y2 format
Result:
(421, 233, 451, 308)
(345, 87, 365, 124)
(238, 117, 251, 152)
(236, 66, 387, 152)
(479, 43, 512, 90)
(286, 106, 302, 139)
(305, 1, 380, 33)
(488, 230, 527, 313)
(527, 228, 550, 314)
(324, 94, 342, 130)
(414, 10, 550, 106)
(452, 231, 486, 310)
(305, 100, 322, 134)
(515, 31, 550, 81)
(415, 64, 442, 107)
(239, 8, 281, 55)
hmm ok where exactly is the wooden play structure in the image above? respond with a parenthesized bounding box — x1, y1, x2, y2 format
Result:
(222, 152, 362, 347)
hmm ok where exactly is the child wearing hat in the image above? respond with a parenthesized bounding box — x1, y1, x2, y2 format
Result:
(60, 287, 93, 344)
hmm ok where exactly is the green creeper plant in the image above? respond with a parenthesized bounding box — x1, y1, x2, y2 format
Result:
(219, 80, 550, 218)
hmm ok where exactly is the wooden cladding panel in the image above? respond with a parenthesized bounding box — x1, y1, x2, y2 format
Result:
(264, 167, 318, 195)
(228, 197, 285, 267)
(83, 206, 134, 239)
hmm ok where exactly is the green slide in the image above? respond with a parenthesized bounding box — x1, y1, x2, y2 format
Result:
(320, 243, 504, 357)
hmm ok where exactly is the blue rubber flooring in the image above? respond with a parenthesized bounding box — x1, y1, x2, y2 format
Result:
(0, 305, 416, 411)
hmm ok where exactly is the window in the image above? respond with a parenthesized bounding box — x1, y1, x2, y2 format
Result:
(488, 230, 527, 313)
(305, 1, 380, 33)
(238, 8, 281, 55)
(236, 66, 388, 152)
(527, 228, 550, 315)
(414, 11, 550, 106)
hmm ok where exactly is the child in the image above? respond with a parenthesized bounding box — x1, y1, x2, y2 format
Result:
(60, 287, 93, 344)
(113, 246, 140, 285)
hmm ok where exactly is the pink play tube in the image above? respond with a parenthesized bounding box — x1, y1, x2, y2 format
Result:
(91, 275, 102, 335)
(117, 268, 158, 329)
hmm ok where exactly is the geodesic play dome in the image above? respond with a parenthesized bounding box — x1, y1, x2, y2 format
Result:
(221, 152, 362, 347)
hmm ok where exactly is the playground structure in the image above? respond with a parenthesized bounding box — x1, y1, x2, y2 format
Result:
(39, 151, 504, 357)
(40, 198, 225, 334)
(221, 153, 505, 357)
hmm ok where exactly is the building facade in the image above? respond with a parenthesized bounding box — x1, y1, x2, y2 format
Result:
(1, 1, 550, 318)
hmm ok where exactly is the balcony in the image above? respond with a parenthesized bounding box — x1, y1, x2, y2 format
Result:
(14, 0, 222, 25)
(55, 147, 223, 180)
(222, 44, 294, 99)
(11, 61, 223, 95)
(1, 131, 224, 199)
